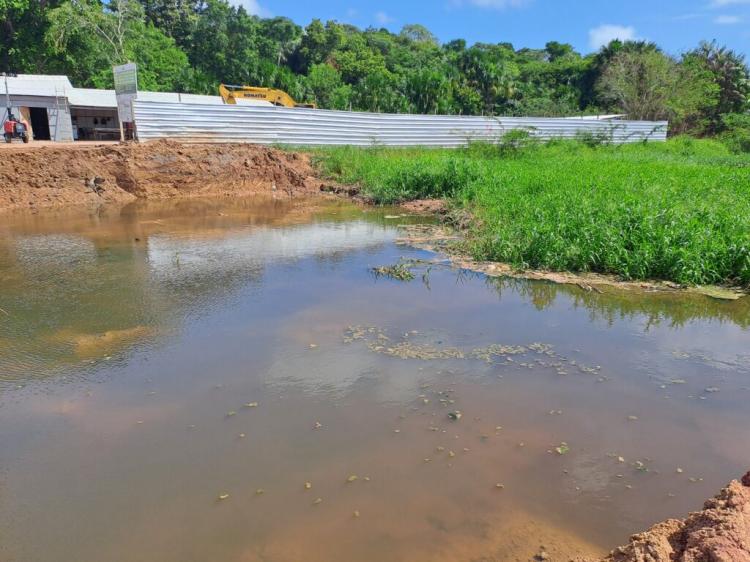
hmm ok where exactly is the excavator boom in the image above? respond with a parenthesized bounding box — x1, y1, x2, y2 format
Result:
(219, 84, 316, 108)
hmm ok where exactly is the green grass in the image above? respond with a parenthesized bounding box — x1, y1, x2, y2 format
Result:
(314, 137, 750, 287)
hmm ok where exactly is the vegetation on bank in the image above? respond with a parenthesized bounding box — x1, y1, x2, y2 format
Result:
(316, 137, 750, 287)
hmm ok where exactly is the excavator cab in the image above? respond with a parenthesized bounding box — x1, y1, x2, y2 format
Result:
(3, 112, 29, 143)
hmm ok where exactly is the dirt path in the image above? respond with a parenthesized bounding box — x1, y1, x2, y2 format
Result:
(0, 140, 324, 212)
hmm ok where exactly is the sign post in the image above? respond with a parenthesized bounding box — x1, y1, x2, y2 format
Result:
(113, 63, 138, 141)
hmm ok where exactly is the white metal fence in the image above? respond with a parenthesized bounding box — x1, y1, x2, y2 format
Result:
(133, 101, 668, 146)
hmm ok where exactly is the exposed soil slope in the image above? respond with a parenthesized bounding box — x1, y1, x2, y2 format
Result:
(599, 472, 750, 562)
(0, 140, 322, 212)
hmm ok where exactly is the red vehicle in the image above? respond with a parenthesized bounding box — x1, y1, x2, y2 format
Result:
(3, 113, 29, 143)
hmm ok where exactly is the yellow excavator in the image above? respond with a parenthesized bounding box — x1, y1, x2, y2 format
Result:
(219, 84, 316, 108)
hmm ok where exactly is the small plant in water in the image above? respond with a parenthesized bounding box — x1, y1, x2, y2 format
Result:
(371, 263, 415, 281)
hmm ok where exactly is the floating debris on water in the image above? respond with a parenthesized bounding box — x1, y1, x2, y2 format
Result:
(555, 442, 570, 455)
(314, 421, 323, 429)
(244, 402, 259, 408)
(353, 510, 360, 518)
(447, 411, 462, 421)
(347, 475, 359, 483)
(226, 411, 237, 418)
(313, 497, 323, 505)
(255, 489, 265, 495)
(218, 493, 229, 501)
(304, 482, 312, 490)
(495, 483, 505, 489)
(370, 264, 415, 282)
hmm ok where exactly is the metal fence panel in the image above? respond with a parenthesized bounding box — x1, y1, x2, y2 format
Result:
(133, 101, 668, 146)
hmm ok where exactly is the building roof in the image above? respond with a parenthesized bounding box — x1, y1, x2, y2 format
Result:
(3, 74, 272, 108)
(2, 74, 74, 97)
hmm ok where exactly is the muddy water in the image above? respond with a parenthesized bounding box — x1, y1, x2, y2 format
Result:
(1, 197, 748, 562)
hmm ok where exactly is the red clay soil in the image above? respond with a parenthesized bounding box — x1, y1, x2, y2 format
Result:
(0, 140, 324, 212)
(598, 472, 750, 562)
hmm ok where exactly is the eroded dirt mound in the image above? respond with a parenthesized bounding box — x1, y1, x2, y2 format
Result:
(601, 472, 750, 562)
(0, 140, 322, 212)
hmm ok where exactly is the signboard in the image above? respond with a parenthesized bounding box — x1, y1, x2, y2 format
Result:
(113, 63, 138, 139)
(113, 63, 138, 95)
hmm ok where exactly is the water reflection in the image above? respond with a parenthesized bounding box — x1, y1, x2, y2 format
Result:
(1, 196, 749, 562)
(0, 198, 398, 383)
(488, 277, 749, 329)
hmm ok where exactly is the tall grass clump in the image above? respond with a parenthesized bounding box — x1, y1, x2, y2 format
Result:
(315, 146, 479, 203)
(315, 138, 750, 287)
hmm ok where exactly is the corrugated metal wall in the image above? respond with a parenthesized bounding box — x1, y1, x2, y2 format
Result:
(133, 101, 668, 146)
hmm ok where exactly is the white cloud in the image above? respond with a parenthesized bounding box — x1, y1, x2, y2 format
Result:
(588, 24, 639, 50)
(449, 0, 531, 10)
(714, 14, 742, 23)
(375, 11, 394, 24)
(235, 0, 271, 16)
(469, 0, 530, 7)
(709, 0, 750, 6)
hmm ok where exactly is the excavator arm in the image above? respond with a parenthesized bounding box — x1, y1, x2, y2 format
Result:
(219, 84, 316, 108)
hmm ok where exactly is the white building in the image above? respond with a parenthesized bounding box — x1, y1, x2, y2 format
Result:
(2, 74, 271, 142)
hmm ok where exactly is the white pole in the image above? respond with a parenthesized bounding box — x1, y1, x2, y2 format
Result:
(3, 74, 10, 122)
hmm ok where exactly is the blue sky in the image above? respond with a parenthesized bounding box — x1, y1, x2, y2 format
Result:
(241, 0, 750, 56)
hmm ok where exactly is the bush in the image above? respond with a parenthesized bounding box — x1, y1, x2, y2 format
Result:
(574, 127, 615, 147)
(720, 113, 750, 154)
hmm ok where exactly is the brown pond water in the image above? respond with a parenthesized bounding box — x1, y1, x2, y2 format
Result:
(1, 197, 749, 562)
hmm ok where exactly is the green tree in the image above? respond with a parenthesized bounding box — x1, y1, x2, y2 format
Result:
(47, 0, 190, 90)
(597, 49, 677, 120)
(138, 0, 195, 47)
(688, 41, 750, 132)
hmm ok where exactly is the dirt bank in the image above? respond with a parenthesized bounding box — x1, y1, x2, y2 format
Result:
(596, 472, 750, 562)
(0, 140, 323, 212)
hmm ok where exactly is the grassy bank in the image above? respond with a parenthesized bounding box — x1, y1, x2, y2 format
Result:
(315, 138, 750, 287)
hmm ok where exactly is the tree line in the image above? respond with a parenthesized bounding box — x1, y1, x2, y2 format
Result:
(2, 0, 749, 143)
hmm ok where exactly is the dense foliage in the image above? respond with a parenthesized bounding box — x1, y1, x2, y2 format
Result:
(1, 0, 748, 138)
(317, 138, 750, 286)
